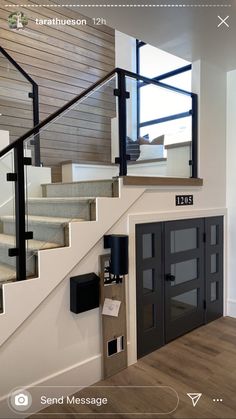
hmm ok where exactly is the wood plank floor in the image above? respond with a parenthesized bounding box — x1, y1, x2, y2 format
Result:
(30, 317, 236, 419)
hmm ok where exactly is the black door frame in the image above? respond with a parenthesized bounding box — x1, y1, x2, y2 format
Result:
(136, 223, 164, 358)
(205, 217, 224, 323)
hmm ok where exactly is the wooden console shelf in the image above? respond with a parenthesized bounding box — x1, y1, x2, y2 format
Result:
(122, 176, 203, 187)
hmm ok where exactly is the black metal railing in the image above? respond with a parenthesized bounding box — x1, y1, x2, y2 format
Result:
(117, 68, 197, 178)
(0, 67, 198, 282)
(0, 46, 40, 165)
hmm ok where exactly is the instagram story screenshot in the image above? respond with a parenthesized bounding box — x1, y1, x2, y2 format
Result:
(0, 0, 235, 418)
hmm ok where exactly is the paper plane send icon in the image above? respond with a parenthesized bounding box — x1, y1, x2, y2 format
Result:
(187, 393, 202, 407)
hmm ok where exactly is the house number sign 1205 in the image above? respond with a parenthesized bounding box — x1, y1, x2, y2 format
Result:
(176, 195, 193, 206)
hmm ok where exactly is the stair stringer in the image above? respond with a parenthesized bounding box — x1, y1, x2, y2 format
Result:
(0, 181, 145, 346)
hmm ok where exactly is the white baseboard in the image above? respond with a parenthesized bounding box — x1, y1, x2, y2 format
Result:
(0, 354, 102, 419)
(227, 299, 236, 317)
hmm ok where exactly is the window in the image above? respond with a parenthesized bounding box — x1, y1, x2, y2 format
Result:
(137, 41, 193, 145)
(138, 43, 191, 88)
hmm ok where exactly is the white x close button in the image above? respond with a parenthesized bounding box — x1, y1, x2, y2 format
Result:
(217, 16, 230, 28)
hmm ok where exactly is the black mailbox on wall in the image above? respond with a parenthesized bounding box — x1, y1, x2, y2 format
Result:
(70, 273, 100, 314)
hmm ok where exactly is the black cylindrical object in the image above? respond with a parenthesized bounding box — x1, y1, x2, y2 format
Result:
(109, 235, 128, 276)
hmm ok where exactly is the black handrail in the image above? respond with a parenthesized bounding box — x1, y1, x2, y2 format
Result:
(0, 46, 40, 164)
(0, 67, 192, 160)
(123, 68, 192, 96)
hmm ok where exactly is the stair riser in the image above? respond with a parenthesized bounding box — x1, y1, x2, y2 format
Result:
(0, 246, 36, 274)
(3, 221, 67, 246)
(42, 181, 116, 198)
(27, 202, 93, 220)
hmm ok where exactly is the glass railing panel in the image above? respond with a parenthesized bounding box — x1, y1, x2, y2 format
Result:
(140, 117, 192, 178)
(0, 52, 33, 142)
(24, 133, 70, 278)
(126, 76, 192, 178)
(0, 148, 16, 312)
(23, 74, 118, 278)
(28, 74, 118, 181)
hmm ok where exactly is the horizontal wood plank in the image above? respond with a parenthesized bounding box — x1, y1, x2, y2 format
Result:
(0, 51, 107, 82)
(1, 37, 113, 73)
(0, 105, 113, 125)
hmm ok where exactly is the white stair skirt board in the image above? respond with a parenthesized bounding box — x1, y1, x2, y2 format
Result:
(0, 354, 102, 419)
(0, 179, 145, 346)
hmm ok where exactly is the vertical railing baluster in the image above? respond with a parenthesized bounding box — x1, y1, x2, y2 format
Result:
(191, 93, 198, 178)
(32, 83, 41, 167)
(14, 142, 27, 281)
(115, 70, 129, 177)
(0, 46, 40, 166)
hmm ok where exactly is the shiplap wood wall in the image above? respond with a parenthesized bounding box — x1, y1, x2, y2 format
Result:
(0, 0, 116, 181)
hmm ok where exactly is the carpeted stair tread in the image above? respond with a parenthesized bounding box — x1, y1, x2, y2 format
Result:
(28, 197, 96, 203)
(0, 215, 85, 226)
(0, 234, 61, 251)
(41, 179, 118, 198)
(42, 179, 114, 186)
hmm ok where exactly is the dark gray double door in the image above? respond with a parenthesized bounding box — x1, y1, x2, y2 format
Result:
(136, 217, 223, 358)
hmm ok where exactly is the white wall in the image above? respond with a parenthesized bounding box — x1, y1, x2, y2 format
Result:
(226, 69, 236, 317)
(197, 61, 226, 207)
(115, 31, 136, 72)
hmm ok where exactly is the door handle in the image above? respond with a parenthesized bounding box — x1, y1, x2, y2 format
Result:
(165, 274, 175, 282)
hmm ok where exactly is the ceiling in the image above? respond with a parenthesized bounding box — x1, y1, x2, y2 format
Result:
(70, 0, 236, 71)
